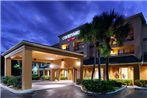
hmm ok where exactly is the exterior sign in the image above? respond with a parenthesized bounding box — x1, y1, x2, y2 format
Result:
(62, 30, 80, 41)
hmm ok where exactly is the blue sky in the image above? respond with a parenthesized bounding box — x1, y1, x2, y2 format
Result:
(1, 1, 147, 53)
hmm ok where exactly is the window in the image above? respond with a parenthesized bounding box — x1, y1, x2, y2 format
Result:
(74, 41, 84, 51)
(118, 49, 124, 54)
(61, 44, 69, 50)
(126, 28, 134, 41)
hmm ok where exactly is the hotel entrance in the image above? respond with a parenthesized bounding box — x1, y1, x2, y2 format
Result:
(4, 41, 83, 90)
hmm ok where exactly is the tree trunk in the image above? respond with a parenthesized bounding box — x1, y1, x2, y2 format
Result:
(91, 46, 96, 80)
(97, 49, 101, 80)
(105, 56, 109, 80)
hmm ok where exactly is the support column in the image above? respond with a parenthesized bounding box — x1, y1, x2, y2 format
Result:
(73, 68, 77, 82)
(47, 70, 49, 76)
(134, 64, 140, 81)
(38, 70, 40, 77)
(80, 58, 83, 81)
(43, 70, 45, 76)
(50, 69, 55, 81)
(5, 58, 11, 76)
(22, 47, 32, 90)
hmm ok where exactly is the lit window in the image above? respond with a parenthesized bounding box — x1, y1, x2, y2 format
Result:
(118, 49, 124, 54)
(61, 44, 69, 50)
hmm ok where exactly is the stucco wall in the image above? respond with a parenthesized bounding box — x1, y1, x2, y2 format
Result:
(142, 25, 147, 53)
(140, 65, 147, 80)
(127, 16, 142, 59)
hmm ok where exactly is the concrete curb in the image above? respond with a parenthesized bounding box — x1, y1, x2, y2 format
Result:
(127, 86, 147, 90)
(0, 84, 34, 94)
(74, 83, 127, 95)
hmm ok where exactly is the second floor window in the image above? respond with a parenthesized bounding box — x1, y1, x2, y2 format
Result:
(126, 28, 134, 41)
(74, 41, 84, 51)
(61, 44, 69, 50)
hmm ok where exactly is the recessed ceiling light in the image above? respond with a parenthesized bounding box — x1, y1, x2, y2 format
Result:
(47, 57, 55, 60)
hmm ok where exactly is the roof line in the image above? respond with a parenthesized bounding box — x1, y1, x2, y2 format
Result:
(2, 40, 84, 57)
(58, 12, 146, 38)
(58, 23, 86, 37)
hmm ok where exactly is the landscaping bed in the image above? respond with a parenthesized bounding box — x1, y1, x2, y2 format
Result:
(76, 79, 132, 94)
(134, 80, 147, 87)
(1, 76, 22, 89)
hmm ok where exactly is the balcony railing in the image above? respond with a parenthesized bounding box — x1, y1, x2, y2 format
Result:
(111, 51, 134, 56)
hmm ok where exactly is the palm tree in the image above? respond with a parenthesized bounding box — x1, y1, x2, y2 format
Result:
(79, 23, 97, 80)
(92, 16, 106, 80)
(99, 10, 131, 80)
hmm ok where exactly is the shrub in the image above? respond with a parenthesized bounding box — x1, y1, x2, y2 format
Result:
(13, 76, 22, 88)
(7, 77, 17, 86)
(60, 76, 67, 80)
(113, 79, 132, 86)
(32, 74, 40, 80)
(1, 76, 11, 84)
(41, 75, 50, 80)
(1, 76, 22, 89)
(76, 79, 83, 85)
(82, 80, 122, 93)
(135, 80, 147, 87)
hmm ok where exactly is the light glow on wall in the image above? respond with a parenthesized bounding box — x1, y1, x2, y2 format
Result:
(50, 64, 54, 68)
(76, 61, 81, 66)
(110, 50, 117, 55)
(61, 44, 68, 50)
(61, 59, 65, 68)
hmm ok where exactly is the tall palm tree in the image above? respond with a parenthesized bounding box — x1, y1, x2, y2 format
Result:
(99, 10, 131, 80)
(92, 16, 106, 80)
(79, 23, 97, 80)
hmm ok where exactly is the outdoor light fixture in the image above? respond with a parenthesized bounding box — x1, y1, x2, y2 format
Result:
(47, 57, 55, 60)
(50, 64, 54, 68)
(76, 61, 81, 66)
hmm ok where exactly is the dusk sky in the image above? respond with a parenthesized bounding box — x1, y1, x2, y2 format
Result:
(1, 1, 147, 54)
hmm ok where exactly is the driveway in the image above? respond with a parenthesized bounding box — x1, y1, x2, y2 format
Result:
(32, 80, 73, 90)
(1, 83, 147, 98)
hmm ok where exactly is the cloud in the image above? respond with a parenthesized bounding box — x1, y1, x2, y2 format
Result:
(1, 1, 147, 53)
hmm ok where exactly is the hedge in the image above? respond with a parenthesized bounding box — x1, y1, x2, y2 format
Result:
(32, 74, 40, 80)
(82, 80, 122, 93)
(60, 76, 67, 80)
(1, 76, 22, 89)
(41, 75, 50, 80)
(113, 79, 133, 86)
(135, 80, 147, 87)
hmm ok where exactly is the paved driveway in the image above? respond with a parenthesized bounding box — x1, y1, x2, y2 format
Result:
(1, 83, 147, 98)
(32, 80, 73, 90)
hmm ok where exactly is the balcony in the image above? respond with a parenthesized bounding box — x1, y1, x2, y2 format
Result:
(111, 49, 134, 56)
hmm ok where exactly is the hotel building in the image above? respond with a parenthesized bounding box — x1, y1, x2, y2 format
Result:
(53, 12, 147, 81)
(3, 12, 147, 90)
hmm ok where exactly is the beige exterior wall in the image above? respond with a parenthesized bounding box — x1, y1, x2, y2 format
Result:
(5, 58, 11, 76)
(22, 46, 32, 90)
(140, 65, 147, 80)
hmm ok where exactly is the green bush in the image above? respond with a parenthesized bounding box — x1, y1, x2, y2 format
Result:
(60, 76, 67, 80)
(113, 79, 132, 86)
(32, 74, 40, 80)
(1, 76, 22, 89)
(41, 75, 50, 80)
(82, 80, 122, 93)
(7, 77, 17, 86)
(1, 76, 11, 84)
(135, 80, 147, 87)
